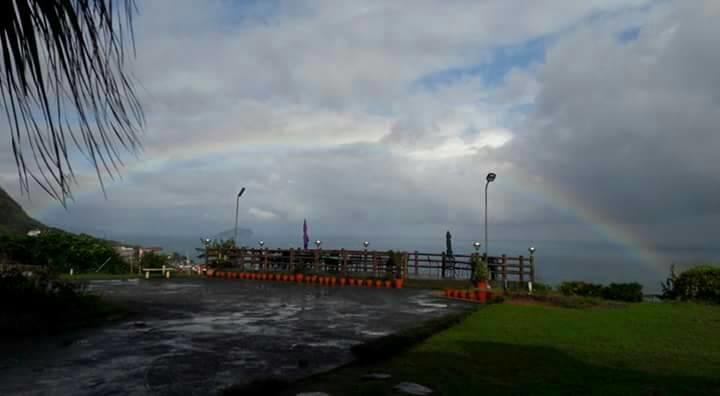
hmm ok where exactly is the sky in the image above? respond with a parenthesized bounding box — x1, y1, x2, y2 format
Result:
(2, 0, 720, 255)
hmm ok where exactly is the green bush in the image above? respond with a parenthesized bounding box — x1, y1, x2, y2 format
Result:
(385, 250, 404, 279)
(560, 281, 643, 302)
(532, 282, 553, 294)
(663, 265, 720, 303)
(0, 230, 126, 274)
(602, 282, 643, 302)
(559, 281, 604, 298)
(140, 251, 167, 268)
(0, 270, 113, 335)
(471, 255, 488, 283)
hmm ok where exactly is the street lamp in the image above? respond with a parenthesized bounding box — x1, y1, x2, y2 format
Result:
(315, 240, 322, 249)
(528, 246, 536, 255)
(363, 241, 369, 250)
(258, 240, 265, 248)
(484, 172, 496, 259)
(234, 187, 246, 245)
(473, 241, 481, 253)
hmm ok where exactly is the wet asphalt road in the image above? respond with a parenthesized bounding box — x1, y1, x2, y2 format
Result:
(0, 278, 471, 396)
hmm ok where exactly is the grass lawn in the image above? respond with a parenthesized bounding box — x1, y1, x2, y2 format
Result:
(281, 302, 720, 396)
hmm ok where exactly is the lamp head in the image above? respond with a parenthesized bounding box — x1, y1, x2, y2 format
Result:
(363, 241, 369, 248)
(237, 187, 246, 197)
(528, 246, 536, 254)
(486, 172, 496, 183)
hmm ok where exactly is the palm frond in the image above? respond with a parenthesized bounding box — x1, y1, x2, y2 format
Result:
(0, 0, 144, 204)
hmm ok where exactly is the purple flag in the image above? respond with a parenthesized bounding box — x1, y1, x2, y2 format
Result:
(303, 219, 309, 250)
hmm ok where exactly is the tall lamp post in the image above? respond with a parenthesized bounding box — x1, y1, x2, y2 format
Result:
(484, 172, 496, 259)
(234, 187, 246, 245)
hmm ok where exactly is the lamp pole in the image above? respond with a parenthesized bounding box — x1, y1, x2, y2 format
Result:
(234, 187, 246, 245)
(484, 172, 496, 259)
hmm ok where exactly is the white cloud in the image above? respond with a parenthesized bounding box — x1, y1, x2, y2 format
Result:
(248, 207, 279, 220)
(7, 0, 716, 249)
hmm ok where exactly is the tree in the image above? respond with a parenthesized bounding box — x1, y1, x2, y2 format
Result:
(1, 0, 144, 203)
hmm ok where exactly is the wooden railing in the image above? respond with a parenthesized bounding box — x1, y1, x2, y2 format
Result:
(201, 247, 534, 284)
(202, 248, 408, 279)
(408, 252, 534, 284)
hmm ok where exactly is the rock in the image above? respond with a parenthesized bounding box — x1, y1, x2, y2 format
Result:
(394, 382, 433, 395)
(362, 373, 392, 380)
(296, 393, 330, 396)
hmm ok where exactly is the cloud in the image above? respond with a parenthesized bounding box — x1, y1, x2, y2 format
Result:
(5, 0, 718, 251)
(501, 0, 720, 227)
(248, 207, 278, 220)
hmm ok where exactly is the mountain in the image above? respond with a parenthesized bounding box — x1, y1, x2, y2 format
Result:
(0, 186, 44, 235)
(213, 228, 254, 243)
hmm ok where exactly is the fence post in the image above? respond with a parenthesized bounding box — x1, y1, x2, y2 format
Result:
(500, 254, 506, 284)
(519, 255, 525, 283)
(289, 249, 295, 273)
(314, 249, 320, 274)
(529, 254, 535, 284)
(441, 252, 446, 279)
(341, 249, 347, 275)
(403, 252, 409, 279)
(263, 249, 269, 271)
(413, 251, 419, 276)
(501, 255, 508, 289)
(372, 251, 377, 277)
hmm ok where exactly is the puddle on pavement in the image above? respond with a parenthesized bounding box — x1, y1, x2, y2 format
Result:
(0, 279, 469, 396)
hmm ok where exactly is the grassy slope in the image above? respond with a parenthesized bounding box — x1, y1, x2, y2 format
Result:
(0, 186, 43, 235)
(285, 303, 720, 396)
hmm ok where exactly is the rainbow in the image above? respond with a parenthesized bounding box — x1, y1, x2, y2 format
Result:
(33, 145, 669, 276)
(500, 164, 668, 275)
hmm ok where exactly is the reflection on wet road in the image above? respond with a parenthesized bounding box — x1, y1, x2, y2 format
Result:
(0, 278, 470, 395)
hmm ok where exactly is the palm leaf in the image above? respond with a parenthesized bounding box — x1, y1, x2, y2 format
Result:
(0, 0, 144, 204)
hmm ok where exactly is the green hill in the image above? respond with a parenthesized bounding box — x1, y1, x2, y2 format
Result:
(0, 186, 44, 235)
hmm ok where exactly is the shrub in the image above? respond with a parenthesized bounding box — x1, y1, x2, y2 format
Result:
(602, 282, 643, 302)
(385, 250, 404, 279)
(560, 281, 643, 302)
(140, 252, 167, 269)
(0, 270, 111, 335)
(559, 281, 604, 298)
(0, 230, 126, 274)
(471, 255, 488, 283)
(664, 265, 720, 303)
(532, 282, 553, 294)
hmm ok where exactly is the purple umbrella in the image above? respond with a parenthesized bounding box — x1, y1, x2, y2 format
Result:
(303, 219, 309, 250)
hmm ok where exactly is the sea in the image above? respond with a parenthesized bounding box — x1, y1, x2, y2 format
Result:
(112, 233, 720, 294)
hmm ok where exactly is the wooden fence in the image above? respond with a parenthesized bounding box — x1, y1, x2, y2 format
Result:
(407, 252, 534, 284)
(203, 248, 408, 279)
(201, 247, 534, 284)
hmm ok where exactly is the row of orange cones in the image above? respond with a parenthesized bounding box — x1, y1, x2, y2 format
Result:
(206, 270, 405, 289)
(444, 288, 494, 304)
